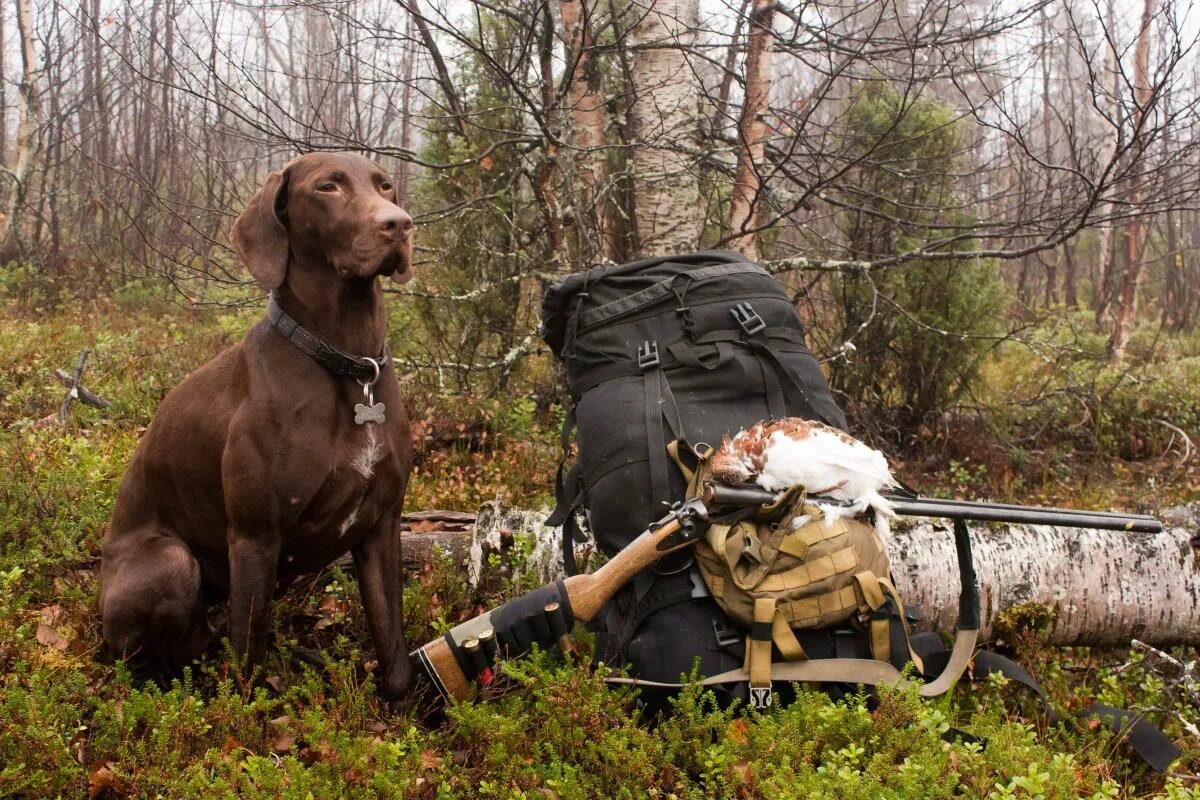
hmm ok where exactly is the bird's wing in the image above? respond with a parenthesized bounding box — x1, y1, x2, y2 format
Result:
(759, 428, 895, 491)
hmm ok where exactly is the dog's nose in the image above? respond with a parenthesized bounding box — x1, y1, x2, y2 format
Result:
(377, 208, 414, 240)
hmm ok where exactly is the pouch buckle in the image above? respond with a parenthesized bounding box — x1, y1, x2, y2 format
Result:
(636, 340, 661, 370)
(731, 302, 766, 335)
(712, 619, 741, 649)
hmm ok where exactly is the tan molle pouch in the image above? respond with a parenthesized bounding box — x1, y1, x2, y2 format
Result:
(667, 440, 921, 708)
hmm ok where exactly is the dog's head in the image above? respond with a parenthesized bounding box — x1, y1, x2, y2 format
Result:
(232, 152, 414, 291)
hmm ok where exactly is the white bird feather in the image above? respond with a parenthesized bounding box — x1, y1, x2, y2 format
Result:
(709, 418, 898, 543)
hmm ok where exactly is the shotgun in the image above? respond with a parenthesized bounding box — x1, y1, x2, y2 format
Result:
(411, 484, 1161, 703)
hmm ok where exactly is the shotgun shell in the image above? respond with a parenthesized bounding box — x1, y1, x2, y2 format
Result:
(544, 602, 569, 639)
(544, 601, 573, 655)
(463, 638, 488, 676)
(478, 628, 498, 664)
(530, 605, 552, 642)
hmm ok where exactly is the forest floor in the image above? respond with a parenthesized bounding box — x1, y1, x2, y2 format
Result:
(2, 297, 1200, 798)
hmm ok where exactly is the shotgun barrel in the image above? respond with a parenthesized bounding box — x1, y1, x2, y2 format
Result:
(890, 497, 1161, 532)
(702, 483, 1163, 533)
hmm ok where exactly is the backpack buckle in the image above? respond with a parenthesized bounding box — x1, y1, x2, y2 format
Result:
(712, 619, 741, 649)
(731, 302, 766, 335)
(636, 340, 661, 370)
(749, 686, 773, 709)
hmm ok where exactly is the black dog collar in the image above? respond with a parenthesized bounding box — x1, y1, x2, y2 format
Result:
(266, 293, 390, 382)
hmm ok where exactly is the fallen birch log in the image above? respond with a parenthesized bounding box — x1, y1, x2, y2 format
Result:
(392, 504, 1200, 647)
(888, 519, 1200, 647)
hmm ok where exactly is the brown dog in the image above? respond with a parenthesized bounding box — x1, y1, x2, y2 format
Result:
(99, 152, 415, 698)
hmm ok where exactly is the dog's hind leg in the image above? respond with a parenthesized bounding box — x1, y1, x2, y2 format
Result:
(100, 533, 208, 667)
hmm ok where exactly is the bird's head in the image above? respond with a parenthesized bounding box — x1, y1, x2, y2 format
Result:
(709, 434, 755, 484)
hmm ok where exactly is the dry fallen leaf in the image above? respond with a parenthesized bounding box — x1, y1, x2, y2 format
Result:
(87, 762, 123, 799)
(420, 748, 443, 770)
(36, 623, 68, 651)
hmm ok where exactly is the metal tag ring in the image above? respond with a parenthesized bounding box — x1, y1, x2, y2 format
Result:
(357, 356, 382, 387)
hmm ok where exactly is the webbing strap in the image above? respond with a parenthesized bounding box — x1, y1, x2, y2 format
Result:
(777, 515, 847, 559)
(761, 356, 787, 420)
(644, 369, 670, 511)
(574, 262, 768, 332)
(853, 571, 886, 610)
(851, 571, 891, 664)
(918, 628, 977, 697)
(604, 633, 978, 698)
(755, 546, 859, 593)
(665, 440, 695, 484)
(604, 657, 906, 691)
(1076, 704, 1181, 773)
(771, 612, 807, 661)
(744, 338, 843, 429)
(643, 366, 684, 514)
(748, 598, 775, 690)
(878, 577, 925, 676)
(568, 327, 812, 398)
(777, 585, 859, 627)
(667, 340, 735, 371)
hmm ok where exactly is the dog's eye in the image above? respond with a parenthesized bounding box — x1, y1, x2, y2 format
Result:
(317, 182, 337, 192)
(380, 182, 393, 192)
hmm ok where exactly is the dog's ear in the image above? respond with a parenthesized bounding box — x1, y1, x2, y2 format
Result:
(232, 167, 292, 291)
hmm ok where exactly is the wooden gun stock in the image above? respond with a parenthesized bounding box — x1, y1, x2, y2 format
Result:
(412, 499, 708, 702)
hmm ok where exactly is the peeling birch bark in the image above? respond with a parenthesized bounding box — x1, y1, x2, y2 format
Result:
(629, 0, 702, 255)
(888, 520, 1200, 647)
(2, 0, 41, 251)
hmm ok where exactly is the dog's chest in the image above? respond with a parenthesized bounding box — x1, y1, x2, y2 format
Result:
(345, 423, 387, 482)
(329, 423, 393, 529)
(283, 423, 397, 570)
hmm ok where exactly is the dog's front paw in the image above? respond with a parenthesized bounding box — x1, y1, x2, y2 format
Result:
(377, 655, 415, 701)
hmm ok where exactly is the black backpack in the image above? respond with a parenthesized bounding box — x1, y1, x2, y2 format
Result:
(540, 250, 890, 709)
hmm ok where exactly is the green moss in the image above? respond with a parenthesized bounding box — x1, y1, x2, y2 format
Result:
(1, 302, 1197, 798)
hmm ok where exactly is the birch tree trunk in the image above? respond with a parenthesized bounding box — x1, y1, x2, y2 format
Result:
(629, 0, 702, 256)
(1093, 0, 1120, 324)
(1107, 0, 1156, 362)
(1, 0, 40, 253)
(560, 0, 615, 263)
(397, 10, 416, 209)
(727, 0, 775, 260)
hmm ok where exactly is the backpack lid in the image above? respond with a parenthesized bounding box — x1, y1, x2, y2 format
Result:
(539, 250, 751, 355)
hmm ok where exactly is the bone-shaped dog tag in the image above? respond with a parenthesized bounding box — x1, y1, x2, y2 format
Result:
(354, 402, 386, 425)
